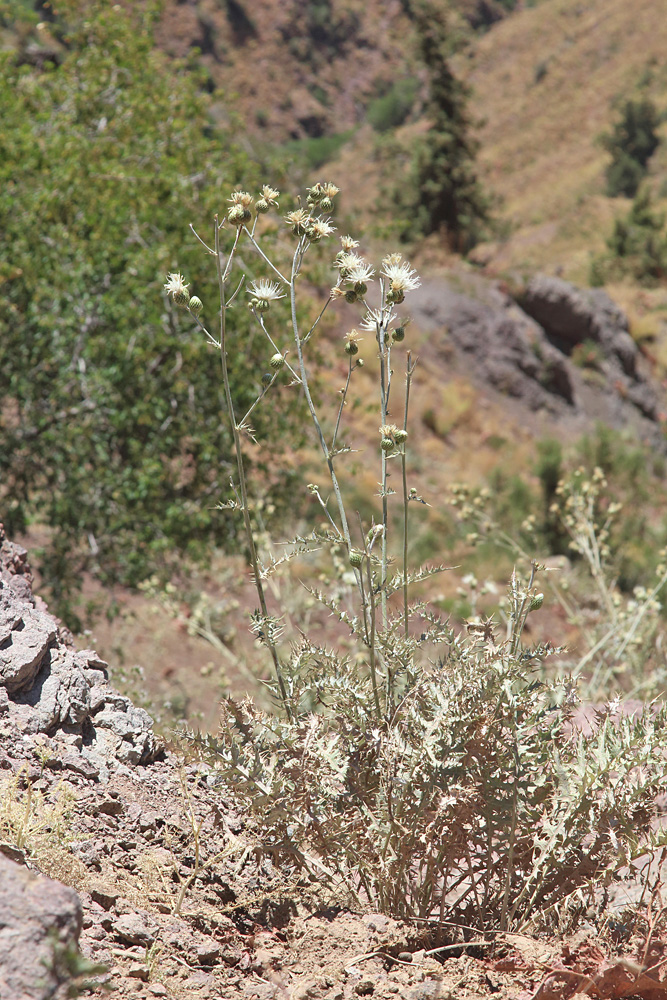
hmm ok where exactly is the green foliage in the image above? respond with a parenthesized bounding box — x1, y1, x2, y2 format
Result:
(283, 130, 355, 171)
(366, 77, 420, 133)
(0, 0, 300, 625)
(602, 97, 661, 198)
(591, 188, 667, 286)
(401, 0, 491, 250)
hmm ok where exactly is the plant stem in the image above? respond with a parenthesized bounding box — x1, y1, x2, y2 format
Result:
(401, 352, 415, 638)
(214, 217, 291, 720)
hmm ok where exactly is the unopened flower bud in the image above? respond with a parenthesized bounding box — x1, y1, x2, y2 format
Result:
(188, 295, 203, 315)
(348, 549, 363, 568)
(320, 196, 333, 212)
(394, 429, 408, 444)
(380, 437, 393, 452)
(356, 358, 364, 367)
(393, 326, 405, 342)
(529, 593, 544, 611)
(261, 373, 273, 386)
(270, 353, 285, 370)
(354, 281, 367, 296)
(345, 290, 358, 303)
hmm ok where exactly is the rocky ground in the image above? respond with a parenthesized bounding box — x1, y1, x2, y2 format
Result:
(3, 509, 667, 998)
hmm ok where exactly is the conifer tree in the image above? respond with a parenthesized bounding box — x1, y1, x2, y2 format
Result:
(406, 0, 491, 251)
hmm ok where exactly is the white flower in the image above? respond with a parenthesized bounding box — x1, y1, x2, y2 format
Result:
(360, 307, 396, 332)
(340, 235, 359, 250)
(285, 208, 312, 234)
(163, 272, 190, 304)
(248, 279, 285, 304)
(335, 251, 364, 275)
(308, 217, 336, 241)
(381, 258, 421, 294)
(346, 261, 375, 285)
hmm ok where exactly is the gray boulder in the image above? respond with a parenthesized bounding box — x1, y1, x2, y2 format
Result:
(521, 274, 639, 378)
(0, 854, 82, 1000)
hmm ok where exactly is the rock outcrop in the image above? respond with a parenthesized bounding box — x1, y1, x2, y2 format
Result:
(520, 275, 660, 419)
(0, 525, 161, 782)
(409, 272, 665, 441)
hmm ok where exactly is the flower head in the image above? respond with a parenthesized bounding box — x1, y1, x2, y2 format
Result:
(307, 216, 336, 242)
(346, 261, 375, 286)
(334, 251, 364, 277)
(360, 307, 396, 333)
(256, 185, 280, 213)
(229, 191, 254, 208)
(164, 272, 190, 305)
(260, 185, 279, 205)
(248, 279, 285, 311)
(344, 329, 362, 356)
(284, 208, 313, 236)
(340, 235, 359, 251)
(381, 255, 421, 302)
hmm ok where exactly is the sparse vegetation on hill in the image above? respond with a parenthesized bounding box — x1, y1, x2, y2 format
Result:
(592, 188, 667, 286)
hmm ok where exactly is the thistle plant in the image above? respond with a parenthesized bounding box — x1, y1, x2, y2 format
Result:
(167, 184, 667, 930)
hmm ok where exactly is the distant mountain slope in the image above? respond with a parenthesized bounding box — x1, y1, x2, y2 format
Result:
(156, 0, 415, 142)
(468, 0, 667, 282)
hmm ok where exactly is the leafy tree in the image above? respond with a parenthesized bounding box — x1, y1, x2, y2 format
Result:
(603, 97, 661, 198)
(0, 1, 300, 624)
(403, 0, 491, 250)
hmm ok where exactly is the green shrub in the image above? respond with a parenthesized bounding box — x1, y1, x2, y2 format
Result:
(590, 188, 667, 286)
(283, 131, 355, 171)
(367, 78, 420, 133)
(602, 97, 661, 198)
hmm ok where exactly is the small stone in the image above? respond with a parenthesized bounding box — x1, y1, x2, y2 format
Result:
(148, 986, 168, 997)
(112, 912, 156, 946)
(127, 962, 149, 981)
(355, 982, 375, 996)
(90, 884, 121, 911)
(397, 952, 413, 963)
(62, 753, 100, 780)
(98, 796, 124, 817)
(0, 843, 26, 864)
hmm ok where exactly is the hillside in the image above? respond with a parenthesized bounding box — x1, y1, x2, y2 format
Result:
(469, 0, 667, 288)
